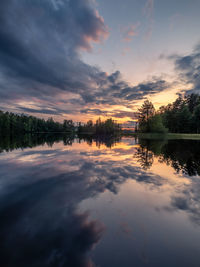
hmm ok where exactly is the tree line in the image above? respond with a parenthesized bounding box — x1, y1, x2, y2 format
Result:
(78, 118, 121, 135)
(137, 94, 200, 133)
(0, 110, 74, 135)
(0, 110, 121, 136)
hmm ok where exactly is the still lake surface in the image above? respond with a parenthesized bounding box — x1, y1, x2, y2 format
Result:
(0, 135, 200, 267)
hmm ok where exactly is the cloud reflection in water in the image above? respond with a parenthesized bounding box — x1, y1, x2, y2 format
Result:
(0, 136, 200, 266)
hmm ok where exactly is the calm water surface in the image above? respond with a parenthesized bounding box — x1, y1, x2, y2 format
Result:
(0, 136, 200, 267)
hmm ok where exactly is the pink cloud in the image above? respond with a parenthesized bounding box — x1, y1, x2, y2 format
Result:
(121, 23, 140, 42)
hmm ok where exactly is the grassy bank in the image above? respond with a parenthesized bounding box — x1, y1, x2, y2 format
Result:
(122, 132, 200, 140)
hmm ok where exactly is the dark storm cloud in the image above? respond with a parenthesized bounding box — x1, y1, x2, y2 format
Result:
(170, 43, 200, 94)
(85, 74, 169, 105)
(0, 0, 170, 112)
(18, 106, 75, 115)
(19, 107, 62, 115)
(0, 0, 108, 99)
(120, 79, 168, 101)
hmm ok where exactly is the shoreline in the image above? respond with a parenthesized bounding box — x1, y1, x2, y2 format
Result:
(123, 132, 200, 140)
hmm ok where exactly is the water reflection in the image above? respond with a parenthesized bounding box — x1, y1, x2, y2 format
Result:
(136, 138, 200, 176)
(0, 178, 104, 266)
(3, 134, 200, 177)
(0, 134, 121, 153)
(0, 135, 200, 266)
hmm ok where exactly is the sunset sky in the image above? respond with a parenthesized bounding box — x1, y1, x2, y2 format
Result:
(0, 0, 200, 126)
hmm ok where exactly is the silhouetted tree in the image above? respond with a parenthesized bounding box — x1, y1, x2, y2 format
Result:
(138, 94, 200, 134)
(138, 100, 155, 123)
(138, 100, 166, 133)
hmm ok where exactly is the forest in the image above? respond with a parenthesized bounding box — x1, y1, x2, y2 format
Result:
(0, 111, 121, 136)
(0, 111, 74, 135)
(77, 118, 121, 135)
(137, 94, 200, 134)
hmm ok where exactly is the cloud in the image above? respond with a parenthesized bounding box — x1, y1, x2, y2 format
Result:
(80, 108, 107, 116)
(121, 23, 140, 42)
(19, 107, 62, 115)
(17, 105, 79, 116)
(170, 43, 200, 94)
(0, 0, 169, 119)
(51, 0, 66, 11)
(80, 108, 138, 122)
(79, 71, 169, 106)
(110, 110, 138, 120)
(0, 0, 108, 100)
(111, 77, 168, 102)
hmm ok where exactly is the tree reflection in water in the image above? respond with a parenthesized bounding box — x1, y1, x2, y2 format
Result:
(135, 138, 200, 176)
(135, 146, 154, 170)
(1, 135, 200, 266)
(0, 133, 122, 153)
(1, 134, 200, 177)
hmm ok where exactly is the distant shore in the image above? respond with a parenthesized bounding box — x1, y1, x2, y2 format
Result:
(30, 131, 200, 140)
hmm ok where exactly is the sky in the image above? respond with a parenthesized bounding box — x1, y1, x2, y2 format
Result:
(0, 0, 200, 126)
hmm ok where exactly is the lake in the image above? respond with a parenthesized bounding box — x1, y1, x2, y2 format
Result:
(0, 135, 200, 267)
